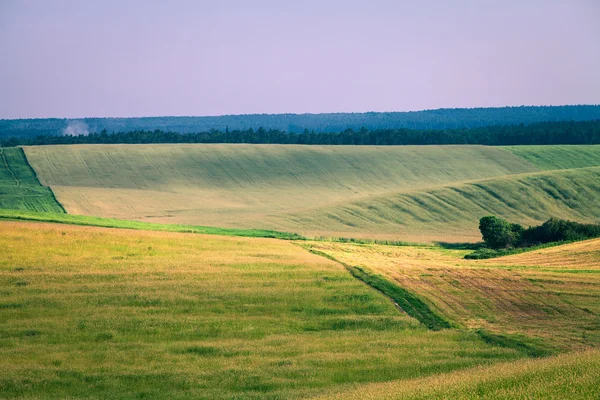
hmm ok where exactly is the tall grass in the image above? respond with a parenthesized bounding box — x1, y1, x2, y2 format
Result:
(0, 221, 522, 399)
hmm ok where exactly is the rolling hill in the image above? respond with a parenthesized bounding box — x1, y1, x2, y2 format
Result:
(21, 144, 600, 242)
(0, 147, 64, 213)
(22, 144, 538, 239)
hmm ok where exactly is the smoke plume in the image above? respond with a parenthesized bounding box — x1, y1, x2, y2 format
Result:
(62, 120, 90, 136)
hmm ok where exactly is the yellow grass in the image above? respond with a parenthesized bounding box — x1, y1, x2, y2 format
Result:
(306, 239, 600, 350)
(0, 221, 523, 399)
(313, 349, 600, 400)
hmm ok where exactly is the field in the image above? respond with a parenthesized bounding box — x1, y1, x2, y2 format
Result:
(0, 148, 64, 213)
(2, 142, 599, 398)
(0, 221, 523, 399)
(306, 238, 600, 351)
(22, 144, 600, 242)
(316, 349, 600, 400)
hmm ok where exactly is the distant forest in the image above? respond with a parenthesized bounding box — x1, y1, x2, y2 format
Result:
(2, 120, 599, 147)
(2, 105, 600, 138)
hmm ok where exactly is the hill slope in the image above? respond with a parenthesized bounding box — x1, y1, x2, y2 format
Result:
(288, 166, 600, 241)
(0, 147, 64, 213)
(23, 144, 537, 237)
(503, 145, 600, 169)
(20, 144, 600, 241)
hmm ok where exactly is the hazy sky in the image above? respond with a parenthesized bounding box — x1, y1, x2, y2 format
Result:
(1, 0, 599, 118)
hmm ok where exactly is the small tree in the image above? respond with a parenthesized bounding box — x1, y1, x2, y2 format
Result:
(479, 215, 522, 249)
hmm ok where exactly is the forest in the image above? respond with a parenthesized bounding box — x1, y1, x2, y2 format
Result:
(1, 119, 599, 147)
(2, 105, 600, 138)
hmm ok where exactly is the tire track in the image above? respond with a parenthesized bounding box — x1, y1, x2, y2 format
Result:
(0, 148, 21, 187)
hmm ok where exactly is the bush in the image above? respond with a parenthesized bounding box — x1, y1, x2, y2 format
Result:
(519, 218, 600, 246)
(479, 216, 523, 249)
(478, 215, 600, 251)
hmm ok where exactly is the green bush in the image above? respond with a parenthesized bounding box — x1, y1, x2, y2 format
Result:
(474, 215, 600, 258)
(479, 215, 522, 249)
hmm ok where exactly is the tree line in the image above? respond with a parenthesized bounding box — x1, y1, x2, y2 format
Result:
(1, 119, 599, 147)
(2, 105, 600, 138)
(466, 215, 600, 259)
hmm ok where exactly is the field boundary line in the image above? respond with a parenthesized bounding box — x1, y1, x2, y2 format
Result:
(302, 245, 451, 330)
(17, 147, 67, 213)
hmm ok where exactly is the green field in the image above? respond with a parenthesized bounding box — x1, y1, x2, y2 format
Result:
(293, 166, 600, 242)
(2, 143, 599, 398)
(503, 145, 600, 170)
(0, 147, 64, 213)
(0, 208, 302, 240)
(21, 144, 600, 242)
(0, 221, 523, 399)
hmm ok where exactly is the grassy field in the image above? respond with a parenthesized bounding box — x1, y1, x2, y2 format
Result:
(21, 144, 600, 242)
(0, 208, 302, 239)
(315, 349, 600, 400)
(306, 238, 600, 351)
(1, 143, 598, 398)
(0, 221, 526, 399)
(0, 147, 64, 213)
(290, 166, 600, 242)
(503, 145, 600, 170)
(22, 144, 538, 239)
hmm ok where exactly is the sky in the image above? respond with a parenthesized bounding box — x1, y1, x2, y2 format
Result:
(0, 0, 599, 119)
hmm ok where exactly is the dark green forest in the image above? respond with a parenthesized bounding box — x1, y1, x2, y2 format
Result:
(2, 105, 600, 138)
(1, 120, 599, 147)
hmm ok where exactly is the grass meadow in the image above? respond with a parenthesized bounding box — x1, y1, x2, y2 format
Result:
(315, 349, 600, 400)
(306, 238, 600, 351)
(0, 208, 302, 240)
(0, 221, 525, 399)
(1, 143, 599, 398)
(22, 144, 600, 242)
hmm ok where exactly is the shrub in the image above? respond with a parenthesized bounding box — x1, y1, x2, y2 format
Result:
(477, 215, 600, 255)
(479, 216, 523, 249)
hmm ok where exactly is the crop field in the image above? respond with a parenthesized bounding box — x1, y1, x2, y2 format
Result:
(0, 221, 529, 399)
(0, 148, 64, 213)
(306, 238, 600, 351)
(2, 143, 599, 398)
(502, 145, 600, 170)
(290, 166, 600, 242)
(22, 144, 600, 242)
(316, 349, 600, 400)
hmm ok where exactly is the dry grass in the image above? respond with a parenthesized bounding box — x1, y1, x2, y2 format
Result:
(306, 239, 600, 350)
(313, 349, 600, 400)
(482, 237, 600, 269)
(0, 221, 522, 399)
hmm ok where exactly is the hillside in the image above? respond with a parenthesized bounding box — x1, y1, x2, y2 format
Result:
(290, 166, 600, 242)
(503, 145, 600, 169)
(0, 147, 64, 213)
(2, 105, 600, 137)
(21, 144, 600, 242)
(23, 144, 539, 239)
